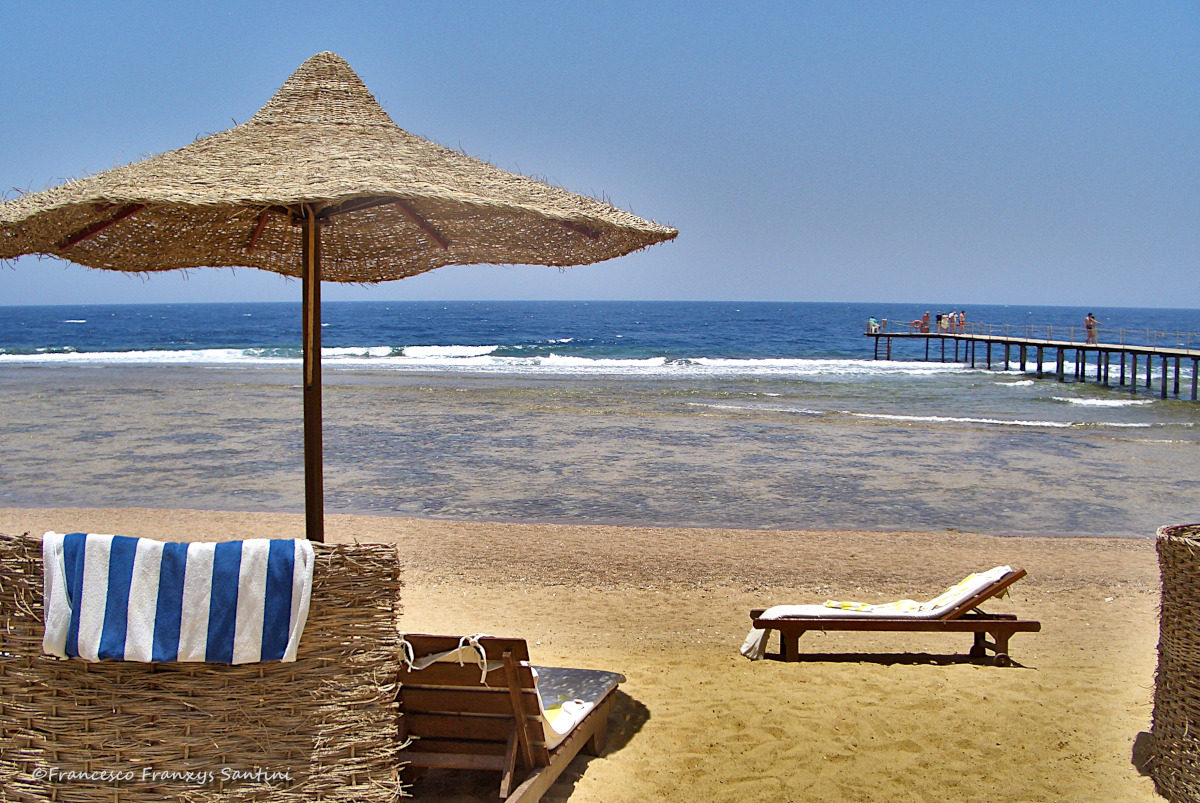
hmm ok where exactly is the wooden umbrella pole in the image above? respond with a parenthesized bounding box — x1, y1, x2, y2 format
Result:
(301, 205, 325, 542)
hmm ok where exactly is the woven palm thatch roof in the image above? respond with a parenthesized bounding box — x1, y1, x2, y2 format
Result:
(0, 52, 677, 283)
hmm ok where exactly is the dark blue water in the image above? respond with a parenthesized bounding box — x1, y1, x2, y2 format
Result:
(3, 301, 1197, 360)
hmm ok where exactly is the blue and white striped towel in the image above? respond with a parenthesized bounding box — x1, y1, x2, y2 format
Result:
(42, 532, 314, 664)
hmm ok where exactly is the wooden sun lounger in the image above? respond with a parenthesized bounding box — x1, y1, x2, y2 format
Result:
(399, 634, 620, 802)
(750, 567, 1041, 667)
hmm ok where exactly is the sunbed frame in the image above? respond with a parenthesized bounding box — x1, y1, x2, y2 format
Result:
(750, 567, 1041, 667)
(399, 634, 618, 802)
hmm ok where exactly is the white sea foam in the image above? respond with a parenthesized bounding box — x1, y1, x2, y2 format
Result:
(63, 320, 86, 324)
(323, 346, 398, 360)
(1052, 397, 1155, 407)
(402, 345, 497, 359)
(849, 412, 1074, 428)
(684, 402, 1167, 431)
(0, 348, 978, 379)
(0, 348, 290, 366)
(687, 402, 826, 416)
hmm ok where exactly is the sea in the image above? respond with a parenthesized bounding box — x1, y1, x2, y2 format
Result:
(2, 300, 1198, 538)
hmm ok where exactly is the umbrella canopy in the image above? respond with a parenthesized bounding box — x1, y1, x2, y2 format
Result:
(0, 52, 677, 540)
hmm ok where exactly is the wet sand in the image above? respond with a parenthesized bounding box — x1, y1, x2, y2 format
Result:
(0, 507, 1164, 802)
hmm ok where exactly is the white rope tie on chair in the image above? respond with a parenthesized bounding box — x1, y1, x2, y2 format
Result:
(457, 633, 491, 683)
(398, 634, 497, 683)
(398, 637, 416, 671)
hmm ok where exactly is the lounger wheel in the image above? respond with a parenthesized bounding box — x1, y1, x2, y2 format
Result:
(993, 653, 1012, 668)
(969, 643, 987, 659)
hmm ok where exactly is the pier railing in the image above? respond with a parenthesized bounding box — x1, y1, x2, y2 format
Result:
(963, 323, 1200, 351)
(872, 320, 1200, 352)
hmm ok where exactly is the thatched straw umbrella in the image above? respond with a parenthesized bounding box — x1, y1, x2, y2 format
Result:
(0, 52, 677, 542)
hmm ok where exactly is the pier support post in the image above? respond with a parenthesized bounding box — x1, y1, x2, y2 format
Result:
(862, 332, 1198, 403)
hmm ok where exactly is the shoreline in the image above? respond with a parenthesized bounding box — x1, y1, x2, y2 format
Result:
(0, 507, 1163, 801)
(0, 502, 1169, 543)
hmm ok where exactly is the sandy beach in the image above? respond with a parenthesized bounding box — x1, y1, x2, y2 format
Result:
(0, 506, 1164, 802)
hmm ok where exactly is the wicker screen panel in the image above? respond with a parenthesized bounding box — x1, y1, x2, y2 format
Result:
(0, 532, 405, 802)
(1153, 524, 1200, 803)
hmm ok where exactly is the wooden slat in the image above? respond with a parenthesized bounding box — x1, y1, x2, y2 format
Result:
(404, 750, 507, 771)
(403, 661, 535, 687)
(504, 650, 537, 771)
(317, 195, 397, 219)
(400, 687, 541, 717)
(246, 208, 270, 251)
(56, 203, 145, 249)
(409, 738, 507, 756)
(393, 200, 449, 250)
(404, 713, 513, 742)
(558, 219, 602, 240)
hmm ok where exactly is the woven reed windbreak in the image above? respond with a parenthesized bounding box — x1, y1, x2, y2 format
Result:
(0, 532, 405, 802)
(1152, 524, 1200, 802)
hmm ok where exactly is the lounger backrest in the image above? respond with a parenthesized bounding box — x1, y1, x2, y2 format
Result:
(399, 634, 551, 768)
(940, 568, 1026, 620)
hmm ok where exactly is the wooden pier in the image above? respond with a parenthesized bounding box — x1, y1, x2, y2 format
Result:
(866, 330, 1200, 401)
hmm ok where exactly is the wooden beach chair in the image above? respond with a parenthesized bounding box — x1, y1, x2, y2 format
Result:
(746, 566, 1040, 667)
(398, 634, 623, 802)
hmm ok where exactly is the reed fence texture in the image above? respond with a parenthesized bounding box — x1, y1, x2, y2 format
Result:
(1153, 523, 1200, 802)
(0, 532, 405, 802)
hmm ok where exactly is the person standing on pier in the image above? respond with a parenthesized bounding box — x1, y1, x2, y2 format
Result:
(921, 312, 930, 333)
(1085, 312, 1102, 344)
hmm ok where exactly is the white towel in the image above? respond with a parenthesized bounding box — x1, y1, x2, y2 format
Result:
(42, 532, 314, 664)
(740, 627, 771, 661)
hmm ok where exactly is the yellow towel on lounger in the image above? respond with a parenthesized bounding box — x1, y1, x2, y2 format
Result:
(823, 598, 922, 613)
(822, 570, 1003, 614)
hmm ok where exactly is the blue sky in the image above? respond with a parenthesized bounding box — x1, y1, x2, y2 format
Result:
(2, 1, 1196, 307)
